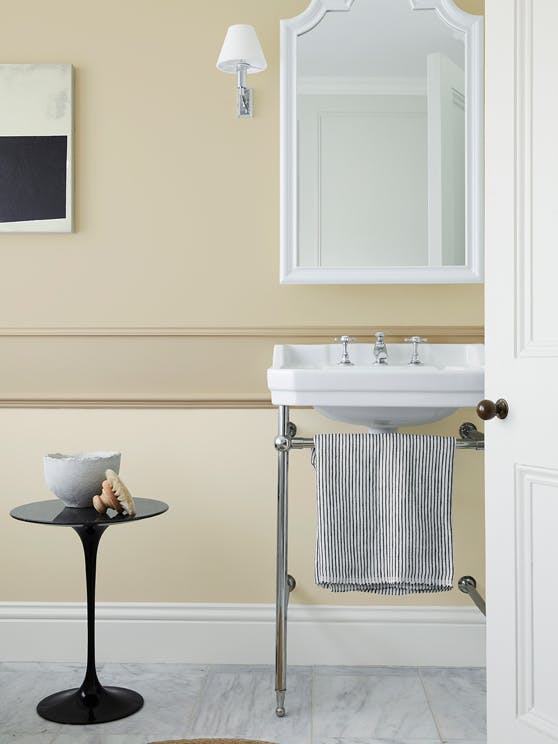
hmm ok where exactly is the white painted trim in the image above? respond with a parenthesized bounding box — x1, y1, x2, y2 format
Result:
(279, 265, 483, 285)
(515, 464, 558, 739)
(280, 0, 484, 284)
(0, 602, 486, 667)
(515, 0, 533, 357)
(513, 0, 558, 359)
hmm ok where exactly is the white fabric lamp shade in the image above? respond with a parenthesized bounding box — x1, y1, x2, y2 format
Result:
(216, 24, 267, 74)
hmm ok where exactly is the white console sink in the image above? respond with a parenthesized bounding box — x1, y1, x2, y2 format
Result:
(267, 343, 484, 431)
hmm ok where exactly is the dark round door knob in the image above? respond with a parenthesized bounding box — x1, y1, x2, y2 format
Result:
(476, 398, 509, 420)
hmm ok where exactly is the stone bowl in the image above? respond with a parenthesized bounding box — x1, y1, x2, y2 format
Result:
(44, 452, 121, 508)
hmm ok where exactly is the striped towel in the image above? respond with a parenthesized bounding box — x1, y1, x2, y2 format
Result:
(313, 433, 456, 594)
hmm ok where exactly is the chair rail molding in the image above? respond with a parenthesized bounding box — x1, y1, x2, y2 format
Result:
(0, 325, 483, 407)
(0, 324, 484, 338)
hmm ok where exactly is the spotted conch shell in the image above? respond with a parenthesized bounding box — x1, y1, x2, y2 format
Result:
(92, 469, 136, 516)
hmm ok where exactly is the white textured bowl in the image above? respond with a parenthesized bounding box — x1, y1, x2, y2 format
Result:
(44, 452, 121, 508)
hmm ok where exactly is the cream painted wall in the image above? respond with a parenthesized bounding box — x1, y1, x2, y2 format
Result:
(0, 408, 484, 606)
(0, 0, 483, 330)
(0, 0, 484, 607)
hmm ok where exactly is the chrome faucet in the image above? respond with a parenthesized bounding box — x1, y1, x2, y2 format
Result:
(335, 335, 355, 366)
(405, 336, 428, 365)
(373, 331, 388, 364)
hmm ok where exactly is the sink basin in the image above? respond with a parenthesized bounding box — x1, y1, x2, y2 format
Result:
(267, 343, 484, 431)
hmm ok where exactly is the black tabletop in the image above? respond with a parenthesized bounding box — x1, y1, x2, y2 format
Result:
(10, 498, 168, 527)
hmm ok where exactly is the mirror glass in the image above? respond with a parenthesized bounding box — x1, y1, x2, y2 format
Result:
(281, 0, 483, 284)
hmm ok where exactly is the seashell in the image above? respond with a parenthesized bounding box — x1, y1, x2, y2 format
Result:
(92, 479, 121, 514)
(105, 469, 136, 516)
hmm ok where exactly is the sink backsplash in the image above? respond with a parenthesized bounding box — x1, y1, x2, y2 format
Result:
(275, 343, 485, 369)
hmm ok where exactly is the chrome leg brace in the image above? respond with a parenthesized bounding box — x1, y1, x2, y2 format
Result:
(274, 406, 296, 717)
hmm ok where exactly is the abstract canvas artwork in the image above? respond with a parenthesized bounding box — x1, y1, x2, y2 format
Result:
(0, 64, 73, 233)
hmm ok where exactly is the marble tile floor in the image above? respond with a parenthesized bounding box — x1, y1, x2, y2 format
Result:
(0, 662, 486, 744)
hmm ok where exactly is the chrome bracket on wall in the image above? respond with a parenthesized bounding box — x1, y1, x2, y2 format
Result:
(273, 407, 485, 717)
(458, 575, 486, 616)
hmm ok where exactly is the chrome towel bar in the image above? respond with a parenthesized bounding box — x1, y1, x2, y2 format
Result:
(278, 421, 485, 452)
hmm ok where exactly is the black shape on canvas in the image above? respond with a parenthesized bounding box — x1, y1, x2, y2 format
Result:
(0, 135, 67, 223)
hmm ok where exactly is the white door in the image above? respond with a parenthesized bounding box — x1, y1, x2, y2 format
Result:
(486, 0, 558, 742)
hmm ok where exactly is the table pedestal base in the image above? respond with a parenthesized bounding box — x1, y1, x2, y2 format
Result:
(9, 501, 168, 726)
(37, 685, 144, 724)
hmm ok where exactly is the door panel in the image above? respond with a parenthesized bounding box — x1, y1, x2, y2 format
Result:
(516, 0, 558, 356)
(515, 467, 558, 738)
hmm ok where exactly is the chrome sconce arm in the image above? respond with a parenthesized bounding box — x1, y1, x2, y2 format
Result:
(217, 24, 267, 118)
(236, 63, 253, 118)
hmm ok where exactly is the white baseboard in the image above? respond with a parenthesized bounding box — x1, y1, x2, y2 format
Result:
(0, 602, 485, 667)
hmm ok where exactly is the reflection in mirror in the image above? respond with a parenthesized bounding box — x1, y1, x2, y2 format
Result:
(280, 0, 483, 284)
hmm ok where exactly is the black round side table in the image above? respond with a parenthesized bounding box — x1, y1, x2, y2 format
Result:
(10, 497, 168, 725)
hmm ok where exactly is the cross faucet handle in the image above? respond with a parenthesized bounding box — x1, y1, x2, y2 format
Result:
(335, 336, 356, 366)
(404, 336, 428, 365)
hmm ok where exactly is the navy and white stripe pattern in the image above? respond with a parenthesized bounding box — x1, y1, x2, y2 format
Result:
(313, 433, 456, 595)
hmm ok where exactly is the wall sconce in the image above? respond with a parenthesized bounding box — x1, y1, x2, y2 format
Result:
(216, 24, 267, 118)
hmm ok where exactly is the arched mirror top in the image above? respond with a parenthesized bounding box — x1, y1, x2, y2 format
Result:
(280, 0, 483, 284)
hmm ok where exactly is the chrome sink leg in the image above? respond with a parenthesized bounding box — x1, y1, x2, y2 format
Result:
(275, 690, 286, 718)
(275, 405, 292, 718)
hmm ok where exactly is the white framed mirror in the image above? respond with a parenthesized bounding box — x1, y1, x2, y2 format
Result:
(280, 0, 483, 284)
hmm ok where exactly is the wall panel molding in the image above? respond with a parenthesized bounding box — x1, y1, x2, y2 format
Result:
(0, 325, 483, 408)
